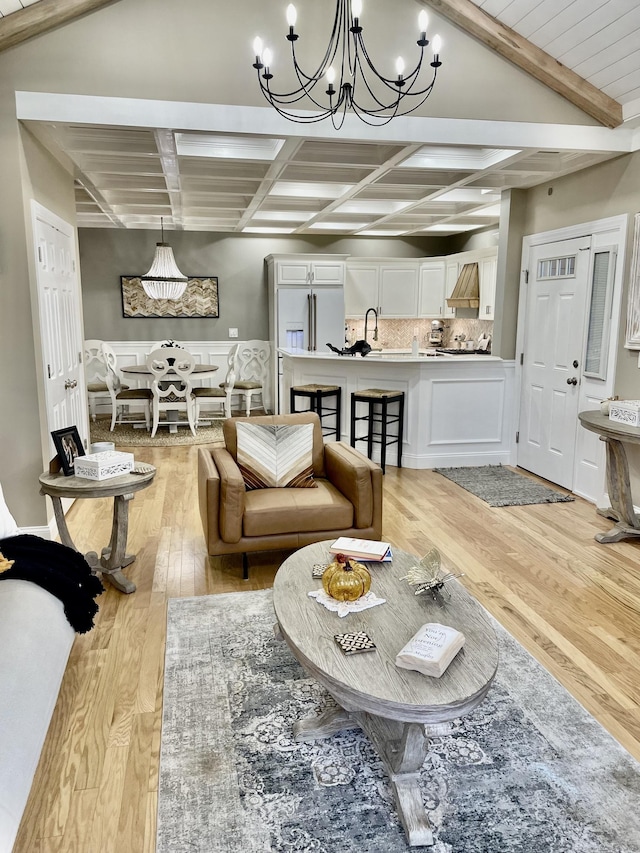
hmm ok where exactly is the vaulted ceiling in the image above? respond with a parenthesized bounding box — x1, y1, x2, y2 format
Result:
(6, 0, 640, 235)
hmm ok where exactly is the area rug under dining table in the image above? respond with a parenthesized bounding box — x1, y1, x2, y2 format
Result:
(157, 589, 640, 853)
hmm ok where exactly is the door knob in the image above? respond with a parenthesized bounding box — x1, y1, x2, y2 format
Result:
(566, 377, 577, 386)
(64, 379, 72, 390)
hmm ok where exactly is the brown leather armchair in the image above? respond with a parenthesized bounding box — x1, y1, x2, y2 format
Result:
(198, 412, 383, 577)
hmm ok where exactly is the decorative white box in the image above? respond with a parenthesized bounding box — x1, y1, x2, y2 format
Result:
(73, 451, 134, 480)
(609, 400, 640, 427)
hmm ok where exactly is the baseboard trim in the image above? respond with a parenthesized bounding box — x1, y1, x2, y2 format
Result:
(401, 451, 513, 470)
(18, 525, 53, 540)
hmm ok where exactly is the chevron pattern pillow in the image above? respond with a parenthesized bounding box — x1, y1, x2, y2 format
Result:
(236, 422, 317, 490)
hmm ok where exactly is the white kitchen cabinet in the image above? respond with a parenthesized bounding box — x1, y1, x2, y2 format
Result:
(345, 263, 378, 316)
(273, 255, 345, 286)
(444, 259, 460, 318)
(345, 259, 418, 318)
(379, 264, 419, 317)
(478, 255, 497, 320)
(418, 260, 446, 317)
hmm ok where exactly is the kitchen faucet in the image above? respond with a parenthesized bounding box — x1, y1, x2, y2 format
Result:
(364, 307, 382, 350)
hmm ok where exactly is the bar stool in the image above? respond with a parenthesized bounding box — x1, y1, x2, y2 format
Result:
(290, 384, 342, 440)
(350, 388, 405, 473)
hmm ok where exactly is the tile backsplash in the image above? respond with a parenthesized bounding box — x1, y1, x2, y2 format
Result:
(345, 317, 494, 350)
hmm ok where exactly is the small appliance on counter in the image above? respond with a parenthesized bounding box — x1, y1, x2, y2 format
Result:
(429, 320, 444, 346)
(477, 333, 492, 352)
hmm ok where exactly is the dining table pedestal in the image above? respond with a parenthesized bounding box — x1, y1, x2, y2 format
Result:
(121, 362, 220, 433)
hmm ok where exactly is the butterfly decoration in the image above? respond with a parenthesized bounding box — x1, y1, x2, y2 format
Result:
(399, 548, 464, 606)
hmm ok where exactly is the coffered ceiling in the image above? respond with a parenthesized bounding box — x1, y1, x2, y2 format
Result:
(25, 120, 620, 235)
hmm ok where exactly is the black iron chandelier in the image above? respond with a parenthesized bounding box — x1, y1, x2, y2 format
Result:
(251, 0, 442, 128)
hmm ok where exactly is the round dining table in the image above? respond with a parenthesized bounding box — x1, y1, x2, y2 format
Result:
(121, 363, 220, 432)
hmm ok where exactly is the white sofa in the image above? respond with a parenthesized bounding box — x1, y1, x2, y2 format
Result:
(0, 485, 74, 853)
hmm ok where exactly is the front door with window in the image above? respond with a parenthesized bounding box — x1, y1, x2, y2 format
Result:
(518, 237, 591, 488)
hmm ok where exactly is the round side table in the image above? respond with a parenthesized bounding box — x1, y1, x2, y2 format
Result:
(39, 466, 156, 594)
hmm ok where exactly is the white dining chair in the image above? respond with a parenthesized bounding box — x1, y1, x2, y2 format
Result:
(219, 340, 270, 417)
(146, 347, 197, 437)
(84, 339, 109, 422)
(102, 344, 152, 431)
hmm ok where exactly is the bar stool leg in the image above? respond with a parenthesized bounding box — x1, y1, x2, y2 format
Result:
(350, 395, 357, 448)
(397, 394, 404, 468)
(290, 387, 296, 414)
(314, 390, 322, 422)
(335, 389, 341, 442)
(380, 398, 388, 474)
(367, 400, 374, 463)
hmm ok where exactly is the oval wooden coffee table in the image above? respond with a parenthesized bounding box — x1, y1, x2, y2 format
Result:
(39, 466, 156, 594)
(273, 541, 499, 847)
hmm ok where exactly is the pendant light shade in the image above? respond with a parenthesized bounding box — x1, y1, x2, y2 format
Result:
(140, 219, 188, 300)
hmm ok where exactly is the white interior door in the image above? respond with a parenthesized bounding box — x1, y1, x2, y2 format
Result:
(32, 202, 88, 457)
(518, 237, 591, 488)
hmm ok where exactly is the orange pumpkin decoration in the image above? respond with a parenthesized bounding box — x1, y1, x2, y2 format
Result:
(322, 553, 371, 601)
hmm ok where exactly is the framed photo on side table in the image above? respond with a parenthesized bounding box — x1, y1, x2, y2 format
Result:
(51, 425, 85, 476)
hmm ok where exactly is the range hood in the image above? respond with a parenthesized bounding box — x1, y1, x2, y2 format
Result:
(446, 262, 479, 309)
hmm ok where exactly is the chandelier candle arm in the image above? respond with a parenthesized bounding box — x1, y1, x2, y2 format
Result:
(251, 0, 443, 127)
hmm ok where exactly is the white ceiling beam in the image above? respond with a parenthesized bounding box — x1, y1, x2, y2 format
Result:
(418, 0, 624, 129)
(0, 0, 122, 53)
(17, 92, 633, 152)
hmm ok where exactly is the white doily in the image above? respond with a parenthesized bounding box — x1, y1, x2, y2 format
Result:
(308, 588, 386, 618)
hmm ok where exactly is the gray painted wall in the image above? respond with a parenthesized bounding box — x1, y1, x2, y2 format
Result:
(79, 230, 447, 342)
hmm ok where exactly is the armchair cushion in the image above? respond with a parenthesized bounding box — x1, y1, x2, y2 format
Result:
(243, 480, 353, 537)
(224, 412, 326, 478)
(236, 422, 316, 490)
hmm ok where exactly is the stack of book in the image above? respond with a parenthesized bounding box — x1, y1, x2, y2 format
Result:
(395, 623, 465, 678)
(329, 537, 392, 562)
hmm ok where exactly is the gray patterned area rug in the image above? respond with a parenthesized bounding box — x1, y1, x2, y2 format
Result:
(158, 590, 640, 853)
(434, 465, 575, 507)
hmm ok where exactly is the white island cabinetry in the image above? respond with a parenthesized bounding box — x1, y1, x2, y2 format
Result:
(279, 349, 515, 469)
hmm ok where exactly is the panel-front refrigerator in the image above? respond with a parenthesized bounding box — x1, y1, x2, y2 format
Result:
(275, 286, 345, 412)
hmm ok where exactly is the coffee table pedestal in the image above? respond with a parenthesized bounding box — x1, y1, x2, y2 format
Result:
(295, 706, 435, 846)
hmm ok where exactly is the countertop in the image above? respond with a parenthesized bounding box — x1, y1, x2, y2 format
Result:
(278, 347, 502, 363)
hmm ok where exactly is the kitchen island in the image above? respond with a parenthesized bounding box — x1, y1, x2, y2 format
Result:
(280, 348, 516, 469)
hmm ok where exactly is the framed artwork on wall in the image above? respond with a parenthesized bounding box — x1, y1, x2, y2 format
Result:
(121, 276, 219, 319)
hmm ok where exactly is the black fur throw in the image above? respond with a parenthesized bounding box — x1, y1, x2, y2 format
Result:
(0, 534, 103, 633)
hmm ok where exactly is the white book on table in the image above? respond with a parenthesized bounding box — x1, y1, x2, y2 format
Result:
(329, 537, 391, 561)
(395, 623, 465, 678)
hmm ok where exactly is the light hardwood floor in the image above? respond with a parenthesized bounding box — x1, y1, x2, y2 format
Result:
(14, 443, 640, 852)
